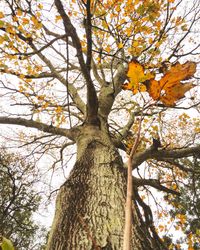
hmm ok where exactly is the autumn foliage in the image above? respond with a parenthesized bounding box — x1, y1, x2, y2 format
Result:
(0, 0, 199, 249)
(123, 60, 197, 106)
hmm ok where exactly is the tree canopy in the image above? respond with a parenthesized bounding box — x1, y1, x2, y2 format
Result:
(0, 149, 46, 249)
(0, 0, 199, 249)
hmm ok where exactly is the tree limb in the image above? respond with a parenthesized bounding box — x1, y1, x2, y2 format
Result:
(98, 63, 127, 119)
(0, 117, 79, 141)
(133, 177, 180, 195)
(54, 0, 99, 125)
(132, 145, 200, 169)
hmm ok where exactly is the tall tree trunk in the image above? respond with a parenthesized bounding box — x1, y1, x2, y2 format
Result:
(46, 125, 162, 249)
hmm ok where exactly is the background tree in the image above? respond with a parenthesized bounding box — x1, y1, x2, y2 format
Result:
(0, 0, 199, 249)
(0, 149, 46, 250)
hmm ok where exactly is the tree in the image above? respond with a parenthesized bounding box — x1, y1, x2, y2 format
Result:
(0, 149, 46, 250)
(0, 0, 199, 249)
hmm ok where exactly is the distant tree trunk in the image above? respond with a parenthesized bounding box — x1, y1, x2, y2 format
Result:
(46, 125, 162, 250)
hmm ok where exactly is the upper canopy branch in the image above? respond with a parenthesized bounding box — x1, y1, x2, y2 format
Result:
(132, 145, 200, 169)
(54, 0, 99, 125)
(0, 117, 79, 141)
(85, 0, 92, 71)
(5, 35, 66, 57)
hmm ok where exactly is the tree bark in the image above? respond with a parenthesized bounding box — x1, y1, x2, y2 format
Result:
(46, 125, 163, 250)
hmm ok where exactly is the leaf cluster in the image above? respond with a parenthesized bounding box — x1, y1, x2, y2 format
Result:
(0, 149, 46, 250)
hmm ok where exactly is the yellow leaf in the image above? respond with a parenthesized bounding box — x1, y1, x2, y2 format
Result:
(38, 3, 43, 9)
(149, 37, 153, 44)
(115, 5, 121, 12)
(31, 16, 42, 29)
(18, 25, 24, 32)
(122, 82, 132, 91)
(139, 84, 147, 92)
(6, 26, 16, 34)
(124, 60, 154, 94)
(118, 42, 123, 49)
(177, 213, 187, 224)
(55, 15, 62, 23)
(181, 24, 188, 31)
(155, 21, 162, 29)
(55, 106, 62, 113)
(37, 95, 45, 101)
(19, 74, 25, 79)
(0, 12, 5, 19)
(158, 224, 165, 232)
(0, 20, 4, 28)
(42, 102, 49, 109)
(16, 9, 23, 16)
(127, 60, 154, 85)
(0, 36, 5, 44)
(105, 45, 111, 53)
(132, 40, 139, 48)
(12, 15, 18, 22)
(172, 183, 177, 190)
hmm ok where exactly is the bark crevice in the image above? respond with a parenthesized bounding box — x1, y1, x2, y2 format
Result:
(46, 129, 164, 250)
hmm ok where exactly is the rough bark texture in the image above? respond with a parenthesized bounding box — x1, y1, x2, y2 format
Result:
(46, 125, 161, 250)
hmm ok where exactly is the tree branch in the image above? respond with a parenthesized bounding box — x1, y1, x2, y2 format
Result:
(8, 35, 66, 57)
(132, 145, 200, 169)
(98, 63, 127, 119)
(85, 0, 92, 71)
(133, 177, 180, 196)
(0, 117, 79, 141)
(54, 0, 99, 125)
(0, 21, 86, 115)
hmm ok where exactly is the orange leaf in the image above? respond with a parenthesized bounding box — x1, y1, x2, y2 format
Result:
(122, 82, 133, 91)
(122, 82, 146, 94)
(160, 61, 196, 89)
(160, 82, 194, 106)
(148, 61, 196, 106)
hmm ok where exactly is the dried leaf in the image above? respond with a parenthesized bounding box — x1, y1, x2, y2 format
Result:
(123, 60, 196, 106)
(148, 61, 196, 106)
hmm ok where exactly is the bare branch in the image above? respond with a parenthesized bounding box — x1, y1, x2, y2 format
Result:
(132, 145, 200, 169)
(0, 117, 79, 141)
(54, 0, 99, 124)
(133, 177, 180, 196)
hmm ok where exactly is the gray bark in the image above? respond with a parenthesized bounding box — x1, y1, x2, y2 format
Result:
(46, 125, 163, 250)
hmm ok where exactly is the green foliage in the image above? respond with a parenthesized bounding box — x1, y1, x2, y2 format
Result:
(0, 149, 46, 250)
(0, 236, 14, 250)
(166, 156, 200, 248)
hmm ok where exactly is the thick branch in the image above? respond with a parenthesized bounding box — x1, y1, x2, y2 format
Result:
(0, 117, 79, 141)
(54, 0, 99, 124)
(132, 145, 200, 168)
(98, 63, 127, 119)
(85, 0, 92, 71)
(133, 177, 180, 195)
